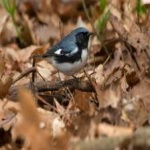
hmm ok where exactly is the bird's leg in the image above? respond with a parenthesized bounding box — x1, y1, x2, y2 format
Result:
(57, 71, 63, 82)
(71, 75, 79, 82)
(72, 75, 77, 80)
(72, 74, 83, 83)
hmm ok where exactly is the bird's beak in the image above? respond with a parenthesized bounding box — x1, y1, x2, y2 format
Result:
(88, 32, 93, 36)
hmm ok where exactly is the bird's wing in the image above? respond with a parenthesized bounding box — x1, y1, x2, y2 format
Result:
(43, 34, 78, 58)
(44, 44, 78, 58)
(54, 45, 78, 57)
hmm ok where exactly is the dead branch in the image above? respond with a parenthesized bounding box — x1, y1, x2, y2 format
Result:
(8, 78, 94, 101)
(71, 127, 150, 150)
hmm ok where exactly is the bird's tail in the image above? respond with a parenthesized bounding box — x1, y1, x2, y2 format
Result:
(32, 54, 51, 59)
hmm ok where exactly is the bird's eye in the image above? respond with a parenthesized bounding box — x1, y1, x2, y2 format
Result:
(80, 33, 84, 39)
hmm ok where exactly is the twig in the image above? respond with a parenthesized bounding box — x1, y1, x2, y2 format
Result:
(13, 67, 37, 84)
(83, 69, 93, 86)
(0, 112, 16, 128)
(36, 71, 46, 82)
(36, 94, 58, 112)
(32, 56, 36, 83)
(9, 78, 94, 101)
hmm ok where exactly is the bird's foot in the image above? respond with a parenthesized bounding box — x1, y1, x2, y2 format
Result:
(71, 75, 80, 82)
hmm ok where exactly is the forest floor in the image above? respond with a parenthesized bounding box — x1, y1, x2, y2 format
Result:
(0, 0, 150, 150)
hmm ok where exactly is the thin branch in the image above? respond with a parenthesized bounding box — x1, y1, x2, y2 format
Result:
(9, 78, 95, 101)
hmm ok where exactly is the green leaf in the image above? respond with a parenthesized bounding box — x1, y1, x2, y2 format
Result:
(136, 0, 147, 16)
(97, 10, 110, 33)
(99, 0, 107, 12)
(1, 0, 16, 18)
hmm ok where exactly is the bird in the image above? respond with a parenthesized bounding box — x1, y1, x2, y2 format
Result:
(42, 27, 92, 76)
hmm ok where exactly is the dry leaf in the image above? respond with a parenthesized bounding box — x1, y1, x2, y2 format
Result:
(0, 56, 5, 76)
(18, 45, 48, 62)
(95, 81, 121, 109)
(74, 90, 91, 112)
(18, 88, 40, 126)
(95, 64, 105, 85)
(54, 98, 66, 116)
(0, 74, 13, 99)
(52, 116, 65, 137)
(12, 89, 51, 150)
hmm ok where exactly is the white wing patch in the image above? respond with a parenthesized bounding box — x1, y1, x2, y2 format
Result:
(54, 49, 62, 55)
(54, 47, 79, 57)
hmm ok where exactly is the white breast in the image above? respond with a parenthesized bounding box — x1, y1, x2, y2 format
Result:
(51, 49, 88, 75)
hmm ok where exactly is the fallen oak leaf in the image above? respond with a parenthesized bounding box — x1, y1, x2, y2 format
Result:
(0, 80, 5, 98)
(120, 74, 129, 93)
(11, 88, 51, 150)
(18, 88, 40, 126)
(54, 98, 66, 116)
(0, 14, 9, 35)
(103, 47, 123, 86)
(0, 56, 5, 77)
(92, 79, 121, 109)
(74, 90, 91, 113)
(0, 74, 13, 99)
(0, 109, 16, 130)
(110, 14, 150, 59)
(18, 45, 49, 62)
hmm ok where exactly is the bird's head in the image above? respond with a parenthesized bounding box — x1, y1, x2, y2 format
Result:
(72, 27, 93, 49)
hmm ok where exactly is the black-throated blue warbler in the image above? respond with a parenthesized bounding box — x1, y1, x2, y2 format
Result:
(43, 27, 92, 75)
